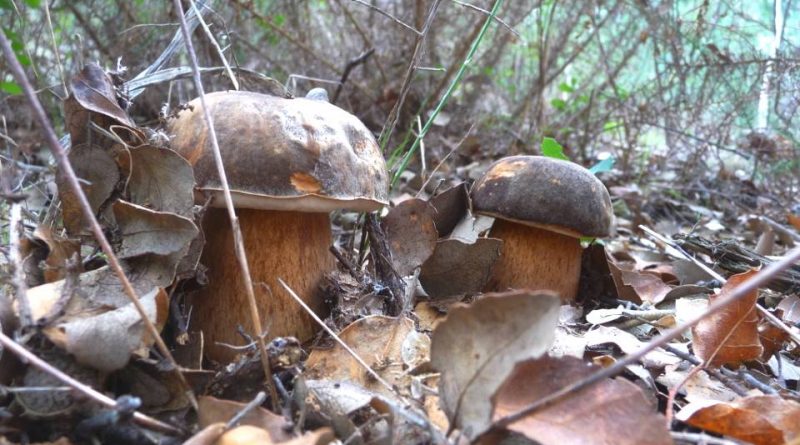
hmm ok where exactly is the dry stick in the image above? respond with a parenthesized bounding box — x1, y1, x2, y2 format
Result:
(0, 28, 196, 411)
(278, 279, 396, 394)
(350, 0, 423, 35)
(450, 0, 521, 40)
(172, 0, 278, 410)
(0, 332, 182, 435)
(494, 244, 800, 428)
(189, 0, 239, 91)
(8, 203, 32, 331)
(639, 225, 800, 346)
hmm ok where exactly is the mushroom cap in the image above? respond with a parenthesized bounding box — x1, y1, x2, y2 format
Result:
(168, 91, 388, 212)
(471, 156, 614, 238)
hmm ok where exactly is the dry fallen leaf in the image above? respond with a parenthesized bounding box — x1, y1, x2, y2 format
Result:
(305, 316, 421, 398)
(430, 290, 560, 438)
(57, 143, 120, 236)
(607, 252, 673, 304)
(125, 144, 196, 217)
(776, 295, 800, 324)
(676, 395, 800, 445)
(419, 238, 502, 299)
(583, 326, 681, 369)
(113, 200, 198, 259)
(197, 396, 291, 443)
(429, 182, 468, 237)
(381, 199, 438, 276)
(492, 356, 673, 445)
(691, 269, 763, 367)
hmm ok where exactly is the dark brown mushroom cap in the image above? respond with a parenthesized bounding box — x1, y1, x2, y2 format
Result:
(471, 156, 614, 238)
(168, 91, 388, 212)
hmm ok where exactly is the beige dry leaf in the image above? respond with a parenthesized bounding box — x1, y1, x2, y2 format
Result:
(676, 395, 800, 445)
(492, 356, 673, 445)
(691, 269, 763, 367)
(381, 199, 438, 276)
(430, 290, 560, 438)
(113, 200, 198, 259)
(607, 252, 673, 304)
(305, 316, 421, 398)
(776, 295, 800, 324)
(583, 326, 681, 369)
(124, 144, 196, 217)
(419, 238, 502, 299)
(197, 396, 292, 443)
(24, 266, 168, 372)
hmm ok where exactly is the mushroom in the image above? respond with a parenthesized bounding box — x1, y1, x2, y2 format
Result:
(169, 91, 388, 361)
(470, 156, 613, 301)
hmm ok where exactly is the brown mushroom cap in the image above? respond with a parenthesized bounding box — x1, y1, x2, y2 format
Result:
(168, 91, 388, 212)
(471, 156, 614, 238)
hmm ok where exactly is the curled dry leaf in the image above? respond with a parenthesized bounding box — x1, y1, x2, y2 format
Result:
(381, 199, 438, 276)
(124, 144, 195, 217)
(583, 326, 681, 369)
(32, 226, 82, 283)
(113, 200, 199, 259)
(430, 290, 560, 438)
(197, 396, 291, 443)
(57, 143, 120, 236)
(491, 356, 673, 445)
(676, 395, 800, 445)
(24, 266, 169, 372)
(296, 379, 376, 443)
(419, 238, 502, 299)
(429, 182, 468, 237)
(691, 269, 763, 367)
(305, 316, 421, 398)
(606, 252, 672, 304)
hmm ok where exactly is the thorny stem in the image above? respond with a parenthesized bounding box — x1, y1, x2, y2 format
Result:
(0, 28, 196, 411)
(172, 0, 279, 410)
(0, 332, 182, 435)
(494, 245, 800, 428)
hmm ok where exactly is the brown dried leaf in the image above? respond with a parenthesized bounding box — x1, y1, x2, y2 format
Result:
(430, 290, 560, 438)
(305, 316, 421, 398)
(66, 63, 134, 133)
(607, 252, 673, 304)
(691, 269, 763, 367)
(429, 183, 468, 237)
(113, 200, 198, 259)
(57, 143, 120, 236)
(419, 238, 502, 299)
(126, 145, 195, 217)
(676, 395, 800, 445)
(32, 226, 82, 283)
(197, 396, 291, 443)
(381, 199, 438, 276)
(492, 356, 673, 445)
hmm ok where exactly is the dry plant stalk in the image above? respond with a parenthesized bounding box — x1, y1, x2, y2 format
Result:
(171, 0, 279, 409)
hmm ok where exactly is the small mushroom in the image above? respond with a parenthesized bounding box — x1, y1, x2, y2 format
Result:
(471, 156, 614, 301)
(169, 91, 388, 361)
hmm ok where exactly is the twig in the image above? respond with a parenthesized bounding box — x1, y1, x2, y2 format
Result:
(0, 28, 197, 410)
(450, 0, 521, 40)
(331, 48, 374, 104)
(8, 203, 32, 332)
(189, 0, 239, 91)
(494, 244, 800, 428)
(0, 332, 182, 435)
(172, 0, 279, 411)
(350, 0, 422, 35)
(227, 391, 267, 428)
(639, 225, 800, 347)
(415, 123, 475, 197)
(278, 279, 396, 393)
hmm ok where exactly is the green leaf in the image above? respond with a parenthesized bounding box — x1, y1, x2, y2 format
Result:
(603, 120, 622, 132)
(588, 157, 615, 175)
(273, 14, 285, 27)
(540, 137, 569, 161)
(558, 82, 574, 93)
(550, 98, 567, 111)
(24, 0, 41, 6)
(0, 0, 12, 9)
(17, 54, 31, 66)
(0, 81, 22, 94)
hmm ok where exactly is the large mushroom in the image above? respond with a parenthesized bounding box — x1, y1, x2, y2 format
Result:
(169, 91, 388, 361)
(471, 156, 614, 301)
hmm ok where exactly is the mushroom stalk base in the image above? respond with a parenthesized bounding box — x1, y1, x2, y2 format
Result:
(191, 208, 333, 362)
(486, 219, 582, 301)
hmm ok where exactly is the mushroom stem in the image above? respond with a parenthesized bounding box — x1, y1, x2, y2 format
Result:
(486, 219, 582, 301)
(191, 208, 333, 362)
